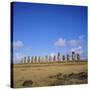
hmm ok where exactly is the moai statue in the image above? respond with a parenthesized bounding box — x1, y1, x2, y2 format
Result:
(27, 56, 30, 63)
(36, 56, 38, 63)
(57, 52, 60, 62)
(53, 54, 56, 62)
(45, 56, 48, 63)
(31, 56, 34, 63)
(49, 55, 52, 62)
(34, 56, 37, 63)
(20, 58, 23, 64)
(24, 57, 26, 63)
(62, 55, 65, 61)
(67, 54, 70, 61)
(42, 56, 44, 63)
(77, 53, 80, 61)
(43, 56, 45, 63)
(72, 51, 75, 61)
(43, 56, 46, 63)
(38, 56, 40, 63)
(41, 56, 43, 63)
(39, 56, 41, 63)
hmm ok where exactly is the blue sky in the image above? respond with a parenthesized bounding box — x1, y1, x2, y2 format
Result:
(12, 2, 88, 63)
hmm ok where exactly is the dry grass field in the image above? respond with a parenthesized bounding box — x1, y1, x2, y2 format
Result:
(11, 61, 88, 88)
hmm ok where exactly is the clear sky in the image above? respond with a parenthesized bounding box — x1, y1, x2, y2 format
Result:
(12, 2, 88, 63)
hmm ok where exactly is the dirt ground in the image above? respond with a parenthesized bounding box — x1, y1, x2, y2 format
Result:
(11, 61, 88, 88)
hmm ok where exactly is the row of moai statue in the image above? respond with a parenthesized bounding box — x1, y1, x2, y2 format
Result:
(20, 52, 80, 64)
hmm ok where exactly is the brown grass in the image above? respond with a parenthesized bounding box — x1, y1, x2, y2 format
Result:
(11, 61, 88, 88)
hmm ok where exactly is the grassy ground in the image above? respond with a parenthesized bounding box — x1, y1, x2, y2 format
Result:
(11, 61, 88, 88)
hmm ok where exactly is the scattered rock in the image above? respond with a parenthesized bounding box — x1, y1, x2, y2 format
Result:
(48, 72, 87, 86)
(22, 80, 33, 87)
(78, 72, 87, 80)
